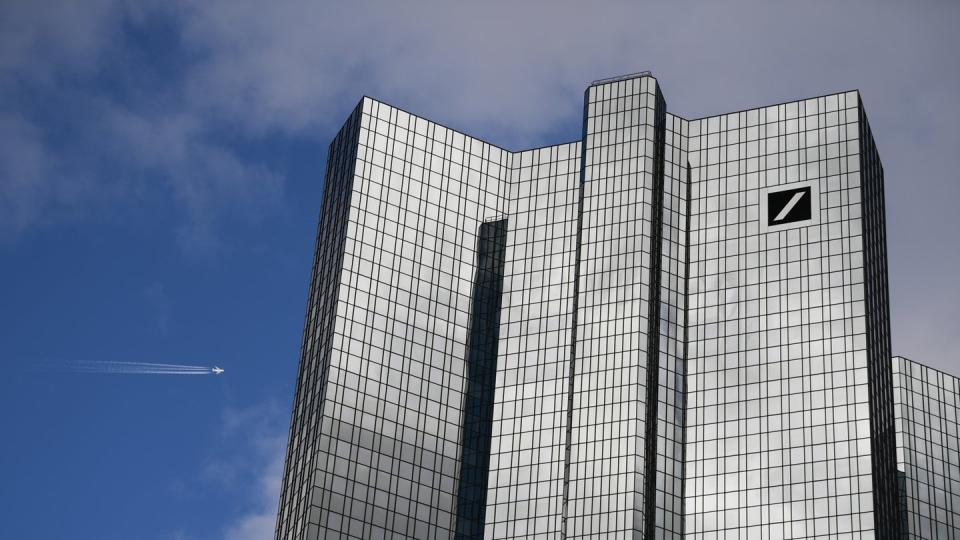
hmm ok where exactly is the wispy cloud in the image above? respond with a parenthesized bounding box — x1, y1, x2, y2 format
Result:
(101, 103, 283, 252)
(184, 0, 960, 372)
(0, 111, 58, 239)
(2, 0, 957, 377)
(0, 0, 282, 251)
(168, 0, 960, 371)
(199, 401, 286, 540)
(222, 439, 284, 540)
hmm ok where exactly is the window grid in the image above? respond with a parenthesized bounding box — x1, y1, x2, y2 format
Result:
(484, 142, 581, 539)
(566, 76, 662, 538)
(684, 92, 877, 539)
(276, 81, 924, 540)
(893, 357, 960, 539)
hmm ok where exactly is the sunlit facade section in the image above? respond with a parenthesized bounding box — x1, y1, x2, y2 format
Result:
(483, 143, 581, 539)
(683, 92, 897, 539)
(651, 112, 690, 539)
(565, 74, 664, 538)
(278, 97, 512, 539)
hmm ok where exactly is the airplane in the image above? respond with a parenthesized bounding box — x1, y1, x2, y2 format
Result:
(212, 366, 224, 375)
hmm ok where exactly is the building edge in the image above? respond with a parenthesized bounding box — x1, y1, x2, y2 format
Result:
(857, 94, 903, 539)
(275, 100, 365, 540)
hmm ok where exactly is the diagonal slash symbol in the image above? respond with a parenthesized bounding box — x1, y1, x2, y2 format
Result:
(773, 191, 806, 222)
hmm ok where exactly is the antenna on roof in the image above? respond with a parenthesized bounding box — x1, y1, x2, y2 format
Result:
(591, 71, 653, 85)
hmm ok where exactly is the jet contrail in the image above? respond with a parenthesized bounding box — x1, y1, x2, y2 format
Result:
(46, 361, 223, 375)
(88, 361, 211, 370)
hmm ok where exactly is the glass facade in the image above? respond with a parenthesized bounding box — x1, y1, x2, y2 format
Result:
(893, 357, 960, 538)
(684, 90, 891, 539)
(567, 75, 665, 539)
(276, 73, 947, 539)
(485, 142, 581, 539)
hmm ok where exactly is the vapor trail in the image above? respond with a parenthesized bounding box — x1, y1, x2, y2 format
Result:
(82, 361, 212, 370)
(48, 361, 217, 375)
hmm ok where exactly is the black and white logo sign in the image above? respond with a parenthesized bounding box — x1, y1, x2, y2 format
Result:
(759, 181, 819, 233)
(767, 186, 811, 225)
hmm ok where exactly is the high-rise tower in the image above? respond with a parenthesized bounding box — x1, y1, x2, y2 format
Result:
(275, 73, 948, 539)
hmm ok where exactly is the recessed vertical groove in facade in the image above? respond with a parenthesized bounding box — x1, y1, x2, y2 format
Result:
(560, 88, 592, 540)
(642, 87, 669, 540)
(454, 219, 508, 539)
(679, 161, 692, 534)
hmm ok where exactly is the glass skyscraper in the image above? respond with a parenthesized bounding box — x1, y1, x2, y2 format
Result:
(275, 72, 956, 539)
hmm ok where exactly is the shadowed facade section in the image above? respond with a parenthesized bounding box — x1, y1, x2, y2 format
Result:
(455, 219, 508, 539)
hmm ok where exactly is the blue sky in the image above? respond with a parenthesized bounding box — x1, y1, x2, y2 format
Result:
(1, 1, 958, 539)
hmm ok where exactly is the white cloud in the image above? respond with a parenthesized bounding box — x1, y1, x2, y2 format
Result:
(98, 102, 283, 252)
(222, 432, 285, 540)
(168, 0, 960, 371)
(2, 0, 958, 363)
(173, 0, 647, 143)
(0, 0, 128, 76)
(0, 0, 282, 251)
(198, 401, 286, 540)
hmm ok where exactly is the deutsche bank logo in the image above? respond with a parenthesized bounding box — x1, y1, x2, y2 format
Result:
(759, 180, 819, 233)
(768, 186, 811, 225)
